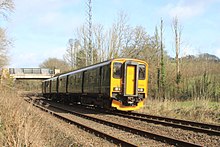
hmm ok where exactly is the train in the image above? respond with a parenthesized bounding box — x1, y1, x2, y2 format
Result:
(42, 58, 148, 111)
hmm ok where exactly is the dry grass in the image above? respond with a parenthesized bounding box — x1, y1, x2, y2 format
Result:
(138, 98, 220, 124)
(1, 82, 219, 146)
(0, 85, 79, 146)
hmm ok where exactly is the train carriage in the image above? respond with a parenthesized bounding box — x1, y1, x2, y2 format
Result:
(42, 79, 50, 96)
(42, 58, 148, 111)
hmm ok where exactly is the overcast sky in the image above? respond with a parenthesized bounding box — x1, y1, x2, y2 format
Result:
(4, 0, 220, 67)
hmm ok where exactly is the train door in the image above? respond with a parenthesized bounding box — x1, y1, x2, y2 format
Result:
(124, 61, 138, 96)
(126, 65, 136, 95)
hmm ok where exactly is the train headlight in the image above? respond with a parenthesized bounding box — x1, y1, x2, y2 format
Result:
(138, 88, 144, 92)
(113, 87, 121, 91)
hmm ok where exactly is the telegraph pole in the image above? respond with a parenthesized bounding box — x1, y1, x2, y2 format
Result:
(87, 0, 93, 65)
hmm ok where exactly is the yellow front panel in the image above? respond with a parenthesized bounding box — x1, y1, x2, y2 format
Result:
(126, 65, 135, 95)
(111, 99, 144, 111)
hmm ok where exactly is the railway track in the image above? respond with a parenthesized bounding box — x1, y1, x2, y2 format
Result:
(63, 98, 220, 136)
(25, 98, 137, 147)
(110, 110, 220, 136)
(25, 96, 201, 147)
(50, 98, 220, 136)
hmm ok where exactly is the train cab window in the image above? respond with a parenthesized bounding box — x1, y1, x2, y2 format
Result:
(113, 62, 122, 78)
(139, 64, 146, 80)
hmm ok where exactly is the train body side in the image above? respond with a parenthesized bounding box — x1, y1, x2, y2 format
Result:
(42, 58, 148, 111)
(42, 77, 58, 99)
(68, 72, 83, 94)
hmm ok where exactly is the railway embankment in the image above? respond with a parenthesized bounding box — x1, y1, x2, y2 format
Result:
(0, 86, 98, 146)
(0, 86, 220, 146)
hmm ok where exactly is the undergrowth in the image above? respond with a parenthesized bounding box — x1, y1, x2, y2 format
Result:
(0, 85, 79, 146)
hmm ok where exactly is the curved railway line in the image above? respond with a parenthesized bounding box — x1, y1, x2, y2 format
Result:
(24, 95, 207, 147)
(110, 110, 220, 136)
(57, 101, 220, 136)
(72, 101, 220, 136)
(25, 97, 137, 147)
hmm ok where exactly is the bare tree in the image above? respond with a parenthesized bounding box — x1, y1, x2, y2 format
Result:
(122, 26, 147, 58)
(76, 24, 90, 66)
(0, 0, 14, 19)
(64, 39, 74, 69)
(172, 16, 182, 86)
(93, 24, 106, 62)
(0, 28, 11, 67)
(0, 0, 14, 67)
(63, 39, 80, 70)
(39, 57, 70, 73)
(108, 11, 128, 59)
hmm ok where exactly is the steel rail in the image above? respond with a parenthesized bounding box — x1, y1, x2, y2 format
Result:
(25, 98, 137, 147)
(124, 111, 220, 130)
(38, 100, 201, 147)
(36, 97, 220, 136)
(110, 111, 220, 136)
(51, 100, 219, 136)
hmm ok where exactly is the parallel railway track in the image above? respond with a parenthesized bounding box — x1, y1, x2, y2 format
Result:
(25, 98, 137, 147)
(110, 110, 220, 136)
(25, 96, 202, 147)
(60, 97, 220, 136)
(51, 97, 220, 136)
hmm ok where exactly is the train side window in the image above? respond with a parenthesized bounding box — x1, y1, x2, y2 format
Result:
(47, 82, 49, 87)
(139, 64, 146, 80)
(74, 75, 76, 84)
(101, 67, 105, 80)
(75, 75, 78, 84)
(113, 62, 122, 78)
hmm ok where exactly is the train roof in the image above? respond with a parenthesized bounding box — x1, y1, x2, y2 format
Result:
(43, 58, 147, 80)
(59, 59, 112, 77)
(42, 75, 58, 82)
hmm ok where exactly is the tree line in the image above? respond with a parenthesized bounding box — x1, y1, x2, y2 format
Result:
(39, 12, 220, 101)
(0, 1, 219, 100)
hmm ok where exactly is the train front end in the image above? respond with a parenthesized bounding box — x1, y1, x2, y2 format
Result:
(110, 58, 148, 111)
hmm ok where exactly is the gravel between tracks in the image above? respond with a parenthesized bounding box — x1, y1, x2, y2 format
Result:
(42, 101, 168, 146)
(45, 100, 220, 147)
(24, 99, 116, 146)
(89, 111, 220, 146)
(39, 111, 115, 147)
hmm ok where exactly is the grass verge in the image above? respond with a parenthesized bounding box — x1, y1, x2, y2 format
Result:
(138, 98, 220, 124)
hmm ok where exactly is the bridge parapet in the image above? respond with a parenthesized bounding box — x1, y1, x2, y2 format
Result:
(7, 68, 60, 80)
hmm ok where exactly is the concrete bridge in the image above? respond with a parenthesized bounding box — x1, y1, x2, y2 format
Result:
(1, 68, 60, 80)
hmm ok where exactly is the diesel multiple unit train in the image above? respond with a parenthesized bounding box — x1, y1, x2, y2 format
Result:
(42, 58, 148, 111)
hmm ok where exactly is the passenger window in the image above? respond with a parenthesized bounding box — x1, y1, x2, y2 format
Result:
(113, 62, 122, 78)
(102, 68, 105, 80)
(139, 65, 146, 80)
